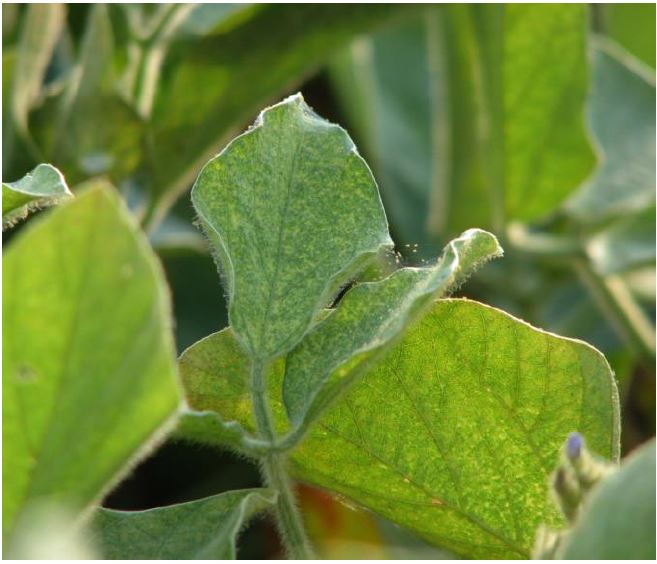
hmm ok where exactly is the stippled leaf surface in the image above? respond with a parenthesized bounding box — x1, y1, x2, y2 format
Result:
(330, 5, 594, 247)
(192, 94, 392, 360)
(558, 440, 656, 559)
(566, 39, 656, 222)
(177, 299, 619, 558)
(93, 489, 276, 559)
(2, 163, 72, 228)
(3, 184, 180, 547)
(283, 229, 502, 430)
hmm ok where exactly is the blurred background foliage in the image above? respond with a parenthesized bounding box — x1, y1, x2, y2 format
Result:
(3, 3, 655, 558)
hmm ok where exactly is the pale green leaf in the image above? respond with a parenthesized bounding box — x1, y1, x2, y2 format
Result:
(566, 39, 656, 222)
(8, 4, 65, 139)
(586, 206, 655, 275)
(2, 163, 72, 229)
(192, 93, 392, 360)
(330, 5, 594, 246)
(93, 488, 276, 559)
(283, 229, 502, 430)
(558, 439, 656, 559)
(177, 299, 619, 559)
(3, 183, 181, 547)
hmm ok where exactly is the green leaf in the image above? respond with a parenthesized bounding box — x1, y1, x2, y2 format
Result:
(586, 206, 656, 275)
(603, 3, 656, 68)
(192, 93, 392, 360)
(93, 488, 276, 559)
(331, 5, 594, 247)
(7, 4, 65, 140)
(2, 163, 72, 228)
(3, 183, 181, 547)
(558, 439, 655, 559)
(283, 229, 502, 431)
(178, 299, 619, 558)
(147, 4, 417, 225)
(566, 39, 656, 222)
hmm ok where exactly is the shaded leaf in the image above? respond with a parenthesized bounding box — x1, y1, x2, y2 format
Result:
(566, 39, 656, 222)
(586, 206, 656, 275)
(3, 183, 180, 546)
(177, 299, 619, 558)
(2, 163, 72, 229)
(93, 488, 276, 559)
(192, 94, 392, 360)
(330, 5, 594, 248)
(603, 3, 656, 68)
(558, 439, 656, 559)
(148, 4, 418, 225)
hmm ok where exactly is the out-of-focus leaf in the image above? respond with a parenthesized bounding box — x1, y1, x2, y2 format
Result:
(586, 207, 656, 275)
(331, 5, 594, 248)
(51, 4, 142, 183)
(558, 440, 656, 559)
(3, 183, 180, 547)
(566, 39, 655, 222)
(93, 488, 276, 559)
(192, 94, 392, 360)
(2, 163, 72, 229)
(603, 3, 656, 68)
(177, 299, 619, 559)
(7, 4, 65, 140)
(147, 4, 418, 226)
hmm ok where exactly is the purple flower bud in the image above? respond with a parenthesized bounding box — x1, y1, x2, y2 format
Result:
(566, 432, 584, 460)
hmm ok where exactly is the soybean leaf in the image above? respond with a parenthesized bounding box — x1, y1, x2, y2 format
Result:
(3, 183, 180, 547)
(558, 439, 656, 559)
(178, 299, 619, 559)
(586, 206, 656, 275)
(192, 94, 392, 360)
(602, 3, 656, 68)
(148, 4, 417, 225)
(330, 5, 594, 248)
(565, 39, 656, 222)
(283, 229, 502, 431)
(93, 488, 276, 559)
(2, 163, 72, 229)
(5, 4, 65, 144)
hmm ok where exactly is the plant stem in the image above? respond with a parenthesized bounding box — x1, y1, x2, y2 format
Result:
(251, 359, 314, 559)
(572, 258, 656, 367)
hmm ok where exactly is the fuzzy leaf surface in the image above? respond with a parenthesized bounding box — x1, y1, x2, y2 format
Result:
(93, 489, 276, 559)
(283, 229, 502, 430)
(559, 440, 656, 559)
(177, 299, 619, 558)
(2, 163, 72, 228)
(3, 184, 180, 546)
(192, 94, 392, 360)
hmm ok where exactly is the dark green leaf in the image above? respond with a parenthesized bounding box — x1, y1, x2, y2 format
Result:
(603, 4, 656, 68)
(93, 489, 276, 559)
(2, 163, 72, 228)
(3, 183, 180, 547)
(192, 94, 392, 360)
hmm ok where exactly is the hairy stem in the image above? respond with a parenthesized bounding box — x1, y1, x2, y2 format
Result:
(251, 359, 314, 559)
